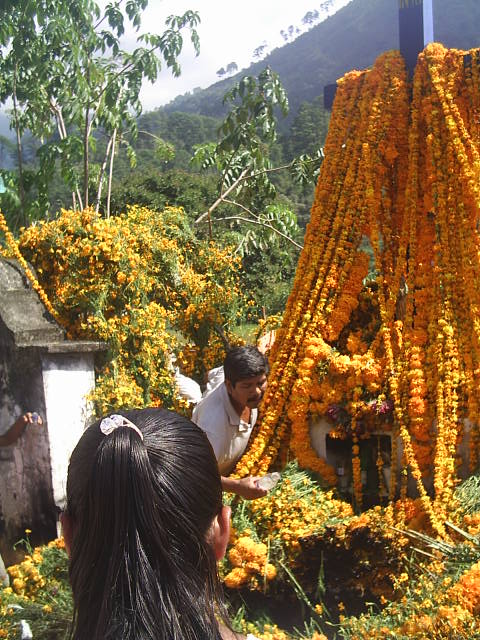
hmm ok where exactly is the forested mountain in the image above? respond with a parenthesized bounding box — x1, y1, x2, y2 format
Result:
(2, 0, 479, 231)
(2, 0, 478, 318)
(163, 0, 480, 122)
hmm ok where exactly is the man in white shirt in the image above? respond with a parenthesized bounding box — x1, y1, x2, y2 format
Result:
(192, 345, 269, 500)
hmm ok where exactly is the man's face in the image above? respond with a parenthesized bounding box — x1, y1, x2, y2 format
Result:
(226, 373, 268, 410)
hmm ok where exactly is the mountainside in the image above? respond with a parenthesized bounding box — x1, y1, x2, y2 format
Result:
(163, 0, 480, 121)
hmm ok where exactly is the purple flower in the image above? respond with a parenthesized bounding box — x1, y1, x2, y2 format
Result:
(326, 404, 342, 421)
(378, 399, 394, 415)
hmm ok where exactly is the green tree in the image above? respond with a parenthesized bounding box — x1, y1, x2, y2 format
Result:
(225, 62, 238, 76)
(0, 0, 200, 224)
(106, 168, 222, 223)
(284, 96, 330, 160)
(242, 240, 298, 315)
(301, 10, 320, 27)
(192, 67, 322, 251)
(107, 110, 221, 174)
(253, 43, 268, 60)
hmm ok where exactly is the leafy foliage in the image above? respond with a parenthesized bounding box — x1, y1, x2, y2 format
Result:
(192, 68, 321, 252)
(18, 206, 245, 413)
(192, 67, 289, 191)
(0, 0, 200, 221)
(106, 168, 221, 221)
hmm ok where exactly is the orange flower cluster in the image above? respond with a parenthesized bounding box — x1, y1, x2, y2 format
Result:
(7, 551, 46, 597)
(343, 553, 480, 639)
(234, 50, 408, 482)
(223, 535, 276, 590)
(447, 560, 480, 615)
(237, 621, 292, 640)
(235, 43, 480, 534)
(6, 538, 65, 599)
(224, 464, 353, 601)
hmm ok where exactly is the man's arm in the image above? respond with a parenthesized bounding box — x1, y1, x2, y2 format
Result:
(0, 413, 43, 447)
(221, 475, 267, 500)
(193, 393, 266, 500)
(198, 426, 267, 499)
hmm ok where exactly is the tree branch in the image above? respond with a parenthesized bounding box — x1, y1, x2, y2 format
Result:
(93, 0, 126, 31)
(219, 213, 303, 249)
(12, 65, 26, 226)
(195, 168, 248, 224)
(222, 198, 261, 221)
(195, 153, 322, 225)
(50, 99, 82, 210)
(83, 102, 90, 208)
(106, 128, 117, 219)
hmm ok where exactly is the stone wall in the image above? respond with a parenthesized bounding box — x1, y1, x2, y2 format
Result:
(0, 259, 103, 564)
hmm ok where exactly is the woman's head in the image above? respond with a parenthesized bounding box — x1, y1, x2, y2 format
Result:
(64, 408, 229, 640)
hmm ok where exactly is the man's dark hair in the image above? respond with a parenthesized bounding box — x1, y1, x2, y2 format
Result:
(223, 345, 269, 386)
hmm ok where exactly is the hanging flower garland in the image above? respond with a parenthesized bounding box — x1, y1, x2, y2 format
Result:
(235, 44, 480, 535)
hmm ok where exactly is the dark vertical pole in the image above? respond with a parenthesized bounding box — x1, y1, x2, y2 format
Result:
(398, 0, 434, 78)
(325, 0, 434, 110)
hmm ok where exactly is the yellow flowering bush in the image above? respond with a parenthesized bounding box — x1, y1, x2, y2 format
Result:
(246, 472, 353, 555)
(340, 552, 480, 639)
(8, 552, 46, 598)
(0, 537, 71, 639)
(222, 462, 358, 625)
(7, 537, 66, 594)
(17, 205, 244, 413)
(236, 619, 293, 640)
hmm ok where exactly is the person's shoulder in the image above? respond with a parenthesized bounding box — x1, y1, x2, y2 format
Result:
(196, 380, 226, 408)
(204, 365, 224, 396)
(192, 382, 228, 427)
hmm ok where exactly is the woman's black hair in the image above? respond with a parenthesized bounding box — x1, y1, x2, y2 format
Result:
(66, 407, 227, 640)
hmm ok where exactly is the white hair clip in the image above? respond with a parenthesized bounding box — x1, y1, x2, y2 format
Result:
(99, 414, 144, 441)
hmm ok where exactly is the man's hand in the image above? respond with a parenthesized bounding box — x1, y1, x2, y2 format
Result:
(221, 475, 268, 500)
(0, 412, 43, 447)
(24, 412, 43, 426)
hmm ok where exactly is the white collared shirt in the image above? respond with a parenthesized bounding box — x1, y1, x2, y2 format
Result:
(192, 382, 257, 476)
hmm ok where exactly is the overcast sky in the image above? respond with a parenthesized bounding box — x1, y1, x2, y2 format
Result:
(117, 0, 352, 111)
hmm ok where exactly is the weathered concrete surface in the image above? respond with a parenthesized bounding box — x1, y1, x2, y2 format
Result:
(0, 259, 104, 564)
(41, 352, 97, 508)
(0, 259, 65, 346)
(0, 324, 55, 565)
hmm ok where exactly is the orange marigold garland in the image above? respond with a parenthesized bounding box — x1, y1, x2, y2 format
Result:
(236, 44, 480, 534)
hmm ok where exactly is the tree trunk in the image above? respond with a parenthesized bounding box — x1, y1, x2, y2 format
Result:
(52, 101, 80, 211)
(95, 134, 114, 214)
(106, 128, 117, 219)
(12, 67, 26, 227)
(83, 105, 90, 208)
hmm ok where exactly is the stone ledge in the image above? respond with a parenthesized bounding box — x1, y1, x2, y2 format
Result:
(17, 340, 106, 353)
